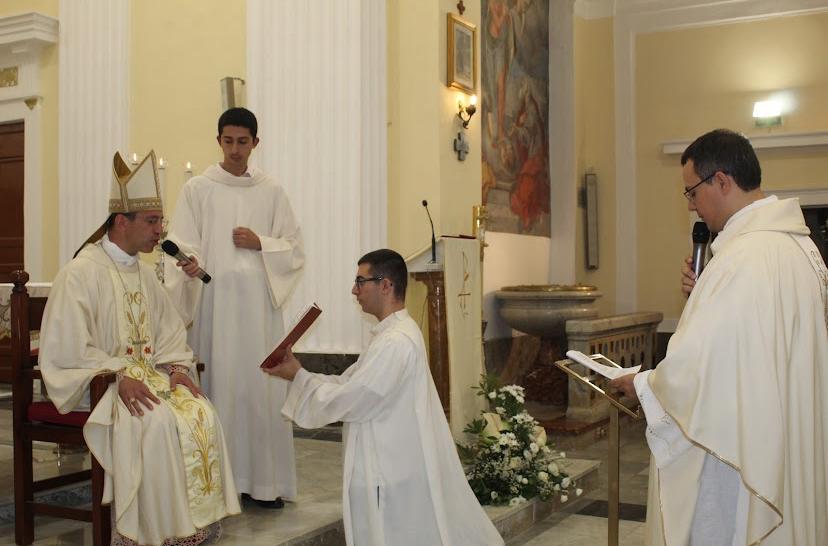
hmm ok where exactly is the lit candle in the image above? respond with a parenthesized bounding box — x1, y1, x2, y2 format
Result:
(157, 157, 166, 202)
(130, 152, 139, 165)
(184, 161, 193, 182)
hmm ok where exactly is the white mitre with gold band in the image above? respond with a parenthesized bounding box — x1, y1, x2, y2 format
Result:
(109, 150, 162, 213)
(74, 150, 163, 257)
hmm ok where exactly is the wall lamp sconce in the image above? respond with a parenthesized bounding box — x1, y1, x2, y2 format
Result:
(753, 100, 782, 127)
(457, 94, 478, 128)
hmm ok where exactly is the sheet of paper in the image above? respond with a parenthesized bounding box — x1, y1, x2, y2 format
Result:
(565, 350, 640, 380)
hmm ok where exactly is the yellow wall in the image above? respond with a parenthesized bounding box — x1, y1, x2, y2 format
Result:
(636, 12, 828, 320)
(574, 15, 616, 317)
(130, 0, 245, 214)
(0, 1, 60, 278)
(387, 0, 482, 258)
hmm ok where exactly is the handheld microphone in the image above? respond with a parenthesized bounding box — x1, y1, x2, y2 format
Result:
(691, 221, 711, 278)
(422, 200, 437, 263)
(161, 240, 212, 284)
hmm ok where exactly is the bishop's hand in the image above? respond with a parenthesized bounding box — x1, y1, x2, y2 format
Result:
(170, 371, 203, 398)
(118, 376, 161, 416)
(177, 255, 202, 278)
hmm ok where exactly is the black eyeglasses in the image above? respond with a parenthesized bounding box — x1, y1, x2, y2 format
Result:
(683, 172, 717, 203)
(354, 275, 384, 288)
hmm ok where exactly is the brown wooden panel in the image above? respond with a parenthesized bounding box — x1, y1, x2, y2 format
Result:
(0, 122, 24, 284)
(0, 121, 23, 157)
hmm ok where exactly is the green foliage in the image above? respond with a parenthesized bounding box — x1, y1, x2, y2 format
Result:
(458, 375, 579, 507)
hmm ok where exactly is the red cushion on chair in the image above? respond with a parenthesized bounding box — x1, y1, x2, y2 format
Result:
(27, 401, 90, 427)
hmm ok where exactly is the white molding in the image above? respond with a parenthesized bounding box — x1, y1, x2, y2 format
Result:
(58, 1, 130, 266)
(549, 0, 577, 285)
(0, 12, 58, 50)
(614, 0, 828, 314)
(663, 131, 828, 155)
(574, 0, 614, 19)
(0, 12, 57, 281)
(766, 188, 828, 207)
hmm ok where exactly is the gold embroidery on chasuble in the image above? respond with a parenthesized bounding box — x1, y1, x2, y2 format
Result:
(108, 268, 226, 527)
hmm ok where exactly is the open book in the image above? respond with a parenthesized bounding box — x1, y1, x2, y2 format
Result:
(260, 303, 322, 369)
(565, 350, 639, 380)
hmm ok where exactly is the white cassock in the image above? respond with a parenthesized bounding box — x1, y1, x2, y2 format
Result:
(164, 164, 304, 500)
(39, 239, 240, 546)
(282, 309, 504, 546)
(635, 197, 828, 546)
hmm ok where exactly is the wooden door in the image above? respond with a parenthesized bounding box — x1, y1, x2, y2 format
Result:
(0, 121, 24, 283)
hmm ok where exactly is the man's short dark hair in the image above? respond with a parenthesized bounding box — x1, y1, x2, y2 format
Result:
(358, 249, 408, 301)
(218, 107, 258, 139)
(105, 212, 136, 231)
(681, 129, 761, 191)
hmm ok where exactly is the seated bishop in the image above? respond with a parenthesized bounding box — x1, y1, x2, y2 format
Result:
(39, 151, 240, 546)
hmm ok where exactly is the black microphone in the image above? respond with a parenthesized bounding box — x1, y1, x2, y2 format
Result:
(161, 240, 212, 284)
(691, 221, 711, 278)
(422, 200, 436, 263)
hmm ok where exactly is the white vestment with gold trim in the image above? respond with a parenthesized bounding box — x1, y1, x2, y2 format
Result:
(39, 241, 240, 546)
(639, 197, 828, 546)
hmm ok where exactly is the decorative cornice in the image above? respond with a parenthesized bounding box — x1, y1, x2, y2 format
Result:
(574, 0, 614, 20)
(0, 12, 59, 54)
(662, 131, 828, 155)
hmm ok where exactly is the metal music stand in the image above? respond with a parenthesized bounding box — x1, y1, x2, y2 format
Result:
(555, 355, 642, 546)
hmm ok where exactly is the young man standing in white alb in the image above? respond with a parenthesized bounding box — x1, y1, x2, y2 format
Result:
(165, 108, 304, 508)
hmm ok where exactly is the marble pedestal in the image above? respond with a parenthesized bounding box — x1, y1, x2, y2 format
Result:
(564, 312, 663, 423)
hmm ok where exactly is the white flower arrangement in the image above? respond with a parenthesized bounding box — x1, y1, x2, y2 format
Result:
(457, 375, 576, 506)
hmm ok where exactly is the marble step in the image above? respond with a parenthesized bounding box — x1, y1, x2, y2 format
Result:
(277, 458, 602, 546)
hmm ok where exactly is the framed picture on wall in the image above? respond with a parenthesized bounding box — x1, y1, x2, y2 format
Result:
(447, 13, 477, 94)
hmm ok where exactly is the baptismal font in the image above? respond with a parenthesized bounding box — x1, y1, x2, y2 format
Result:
(494, 284, 601, 408)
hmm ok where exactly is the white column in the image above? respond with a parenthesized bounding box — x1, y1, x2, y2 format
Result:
(247, 0, 387, 353)
(58, 0, 129, 265)
(548, 0, 577, 284)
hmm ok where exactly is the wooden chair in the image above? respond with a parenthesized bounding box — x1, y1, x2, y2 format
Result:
(11, 270, 112, 546)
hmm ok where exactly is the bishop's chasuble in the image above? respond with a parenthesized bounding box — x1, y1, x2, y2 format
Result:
(39, 240, 240, 546)
(164, 164, 304, 501)
(282, 310, 504, 546)
(637, 197, 828, 545)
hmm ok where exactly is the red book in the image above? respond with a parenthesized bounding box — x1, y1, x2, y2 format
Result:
(260, 303, 322, 369)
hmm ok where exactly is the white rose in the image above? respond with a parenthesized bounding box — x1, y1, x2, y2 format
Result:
(521, 478, 528, 484)
(538, 471, 549, 482)
(495, 406, 506, 415)
(562, 477, 571, 488)
(532, 426, 547, 447)
(559, 451, 566, 458)
(530, 442, 539, 453)
(482, 413, 505, 438)
(560, 494, 568, 503)
(548, 463, 560, 476)
(509, 496, 526, 506)
(491, 491, 498, 500)
(576, 488, 583, 497)
(488, 391, 497, 399)
(553, 483, 560, 491)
